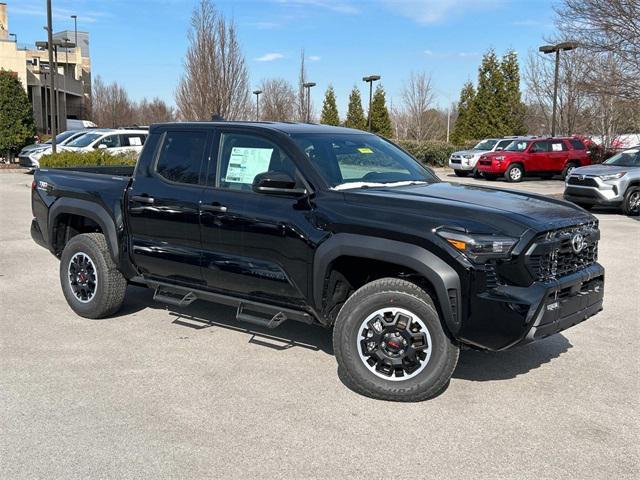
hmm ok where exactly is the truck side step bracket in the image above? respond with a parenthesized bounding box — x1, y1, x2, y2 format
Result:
(236, 304, 287, 329)
(153, 287, 197, 307)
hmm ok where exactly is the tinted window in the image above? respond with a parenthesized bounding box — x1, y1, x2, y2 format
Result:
(570, 139, 586, 150)
(550, 140, 568, 152)
(67, 132, 102, 147)
(97, 135, 121, 149)
(156, 131, 207, 185)
(604, 149, 640, 167)
(122, 134, 147, 147)
(496, 140, 512, 150)
(531, 141, 550, 153)
(216, 133, 298, 191)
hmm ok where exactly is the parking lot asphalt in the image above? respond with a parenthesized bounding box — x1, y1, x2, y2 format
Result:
(1, 170, 638, 480)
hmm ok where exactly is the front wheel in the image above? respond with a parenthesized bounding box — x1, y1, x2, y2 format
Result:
(622, 187, 640, 216)
(333, 278, 459, 402)
(505, 164, 524, 182)
(59, 233, 127, 319)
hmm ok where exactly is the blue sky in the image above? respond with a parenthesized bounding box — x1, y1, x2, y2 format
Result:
(8, 0, 557, 115)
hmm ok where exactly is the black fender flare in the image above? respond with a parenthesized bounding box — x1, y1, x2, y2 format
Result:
(313, 233, 461, 334)
(48, 197, 120, 264)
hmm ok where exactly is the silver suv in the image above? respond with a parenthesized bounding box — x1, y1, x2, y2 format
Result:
(448, 138, 515, 177)
(564, 146, 640, 216)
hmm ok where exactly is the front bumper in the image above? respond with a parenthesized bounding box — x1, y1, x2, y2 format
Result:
(477, 160, 506, 174)
(459, 263, 604, 350)
(448, 156, 476, 171)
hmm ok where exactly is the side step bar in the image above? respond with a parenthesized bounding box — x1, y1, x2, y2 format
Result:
(145, 279, 316, 328)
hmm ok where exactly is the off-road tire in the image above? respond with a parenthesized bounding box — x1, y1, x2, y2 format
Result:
(505, 163, 524, 183)
(622, 187, 640, 216)
(59, 233, 127, 319)
(333, 278, 459, 402)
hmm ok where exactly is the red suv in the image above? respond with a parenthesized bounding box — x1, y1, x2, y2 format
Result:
(477, 137, 591, 182)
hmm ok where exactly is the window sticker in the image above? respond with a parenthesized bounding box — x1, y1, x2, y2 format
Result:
(129, 136, 142, 146)
(358, 147, 374, 154)
(551, 143, 563, 152)
(225, 147, 273, 184)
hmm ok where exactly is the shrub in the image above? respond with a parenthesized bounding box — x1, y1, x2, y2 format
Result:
(39, 150, 138, 168)
(397, 140, 477, 167)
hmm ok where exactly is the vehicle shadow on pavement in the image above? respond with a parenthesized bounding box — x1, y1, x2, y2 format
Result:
(454, 334, 572, 381)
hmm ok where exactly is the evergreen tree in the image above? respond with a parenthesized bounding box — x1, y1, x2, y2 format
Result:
(0, 70, 35, 159)
(320, 85, 340, 126)
(344, 86, 366, 130)
(500, 50, 527, 135)
(451, 81, 476, 143)
(369, 84, 392, 138)
(471, 49, 506, 139)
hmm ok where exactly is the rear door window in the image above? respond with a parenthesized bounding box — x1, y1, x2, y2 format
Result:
(570, 139, 586, 150)
(550, 140, 568, 152)
(122, 133, 147, 147)
(155, 131, 208, 185)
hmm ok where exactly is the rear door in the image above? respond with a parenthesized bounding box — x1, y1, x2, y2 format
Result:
(548, 139, 570, 172)
(127, 128, 211, 285)
(119, 133, 147, 155)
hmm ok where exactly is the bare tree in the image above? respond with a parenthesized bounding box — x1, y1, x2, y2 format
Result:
(259, 78, 296, 121)
(399, 72, 441, 141)
(90, 75, 134, 128)
(134, 98, 175, 125)
(175, 0, 250, 120)
(555, 0, 640, 101)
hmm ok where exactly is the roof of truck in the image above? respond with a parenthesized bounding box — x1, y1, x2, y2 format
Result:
(150, 121, 366, 135)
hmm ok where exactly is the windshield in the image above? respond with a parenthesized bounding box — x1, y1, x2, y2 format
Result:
(473, 139, 498, 151)
(55, 130, 79, 144)
(505, 140, 530, 152)
(604, 149, 640, 167)
(66, 132, 102, 148)
(292, 133, 438, 189)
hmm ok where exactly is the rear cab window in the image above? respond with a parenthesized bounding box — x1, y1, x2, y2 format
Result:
(155, 130, 208, 185)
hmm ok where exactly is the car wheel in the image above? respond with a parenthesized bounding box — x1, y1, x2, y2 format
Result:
(505, 164, 524, 182)
(59, 233, 127, 319)
(562, 162, 579, 179)
(622, 187, 640, 216)
(454, 170, 469, 177)
(333, 278, 459, 402)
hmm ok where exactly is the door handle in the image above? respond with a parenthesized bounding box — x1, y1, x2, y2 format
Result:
(200, 203, 228, 213)
(131, 195, 155, 204)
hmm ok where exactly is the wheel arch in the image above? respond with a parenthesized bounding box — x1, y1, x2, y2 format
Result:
(313, 234, 461, 335)
(49, 198, 119, 264)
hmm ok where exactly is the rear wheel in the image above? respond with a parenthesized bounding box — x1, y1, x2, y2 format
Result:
(562, 162, 580, 179)
(622, 187, 640, 216)
(454, 170, 469, 177)
(333, 278, 459, 402)
(505, 164, 524, 182)
(59, 233, 127, 319)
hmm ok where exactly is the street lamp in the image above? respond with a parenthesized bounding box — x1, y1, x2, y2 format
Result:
(302, 82, 316, 123)
(253, 89, 262, 121)
(362, 75, 381, 131)
(539, 41, 578, 137)
(70, 15, 78, 46)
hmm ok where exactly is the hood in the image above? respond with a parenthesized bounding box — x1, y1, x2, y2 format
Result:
(452, 149, 484, 157)
(344, 181, 594, 237)
(571, 164, 636, 176)
(20, 143, 50, 154)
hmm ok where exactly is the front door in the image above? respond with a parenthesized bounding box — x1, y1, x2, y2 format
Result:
(199, 130, 314, 307)
(127, 129, 211, 286)
(528, 140, 551, 171)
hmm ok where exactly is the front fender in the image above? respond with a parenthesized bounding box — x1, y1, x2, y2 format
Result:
(312, 233, 462, 335)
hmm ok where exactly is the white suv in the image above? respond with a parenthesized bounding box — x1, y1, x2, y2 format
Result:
(61, 129, 148, 155)
(449, 138, 515, 177)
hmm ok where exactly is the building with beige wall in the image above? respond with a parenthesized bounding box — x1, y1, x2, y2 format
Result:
(0, 3, 92, 133)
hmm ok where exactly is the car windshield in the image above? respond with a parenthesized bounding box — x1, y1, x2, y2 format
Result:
(505, 140, 530, 152)
(473, 139, 498, 151)
(55, 130, 78, 143)
(66, 132, 102, 148)
(292, 133, 438, 189)
(604, 149, 640, 167)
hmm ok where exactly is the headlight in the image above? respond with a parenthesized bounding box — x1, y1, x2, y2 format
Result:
(599, 172, 626, 181)
(494, 156, 505, 161)
(463, 154, 474, 159)
(436, 228, 518, 263)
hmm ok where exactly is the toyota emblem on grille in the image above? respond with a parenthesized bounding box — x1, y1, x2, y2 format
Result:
(572, 233, 586, 253)
(579, 175, 586, 180)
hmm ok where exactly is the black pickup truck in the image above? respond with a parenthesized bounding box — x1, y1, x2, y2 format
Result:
(31, 122, 605, 401)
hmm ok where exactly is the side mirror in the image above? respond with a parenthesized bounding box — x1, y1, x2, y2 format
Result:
(252, 171, 306, 196)
(496, 147, 504, 151)
(97, 143, 108, 150)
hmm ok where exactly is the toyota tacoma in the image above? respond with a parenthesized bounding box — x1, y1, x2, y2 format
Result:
(30, 122, 605, 401)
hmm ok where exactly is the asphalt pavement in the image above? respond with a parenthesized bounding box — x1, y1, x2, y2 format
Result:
(1, 170, 638, 479)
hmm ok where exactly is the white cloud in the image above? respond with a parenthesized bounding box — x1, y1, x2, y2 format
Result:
(10, 1, 107, 23)
(382, 0, 501, 24)
(276, 0, 360, 15)
(308, 55, 321, 61)
(255, 52, 285, 62)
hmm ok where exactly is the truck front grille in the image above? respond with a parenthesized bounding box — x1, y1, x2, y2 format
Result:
(526, 222, 599, 282)
(567, 176, 598, 187)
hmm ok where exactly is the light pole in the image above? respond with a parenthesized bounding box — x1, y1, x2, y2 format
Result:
(362, 75, 381, 131)
(71, 15, 77, 46)
(45, 0, 57, 152)
(539, 41, 578, 137)
(253, 89, 262, 121)
(302, 82, 316, 123)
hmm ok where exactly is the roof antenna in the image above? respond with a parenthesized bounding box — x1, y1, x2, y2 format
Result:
(211, 114, 225, 121)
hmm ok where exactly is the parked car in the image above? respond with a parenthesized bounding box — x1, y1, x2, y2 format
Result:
(477, 137, 591, 182)
(19, 130, 90, 170)
(30, 122, 604, 401)
(60, 128, 148, 155)
(448, 137, 515, 177)
(564, 146, 640, 215)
